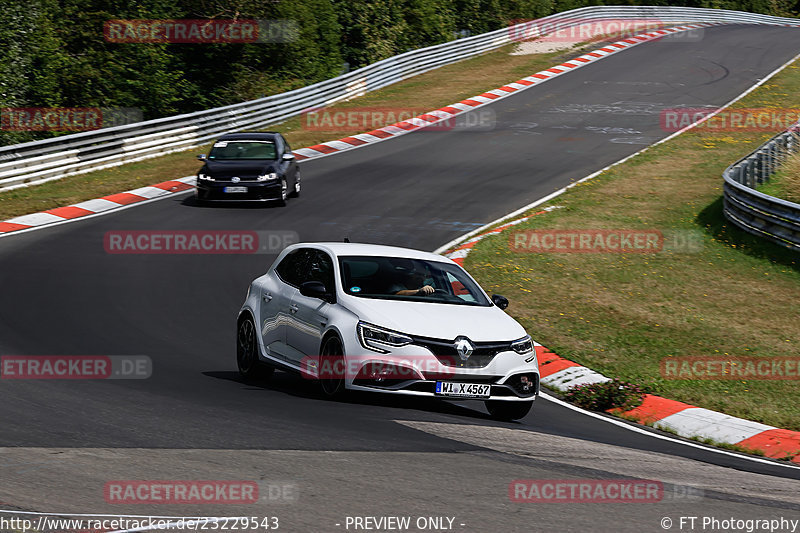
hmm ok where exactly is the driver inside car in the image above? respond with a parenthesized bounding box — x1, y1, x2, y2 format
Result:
(389, 265, 435, 296)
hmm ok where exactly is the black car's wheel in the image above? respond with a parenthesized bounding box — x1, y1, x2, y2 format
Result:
(319, 335, 346, 397)
(485, 400, 533, 421)
(275, 178, 288, 207)
(289, 172, 300, 198)
(237, 316, 273, 382)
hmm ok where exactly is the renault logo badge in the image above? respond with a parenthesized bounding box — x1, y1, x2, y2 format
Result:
(454, 336, 474, 361)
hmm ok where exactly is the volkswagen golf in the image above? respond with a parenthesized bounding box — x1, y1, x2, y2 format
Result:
(195, 132, 300, 205)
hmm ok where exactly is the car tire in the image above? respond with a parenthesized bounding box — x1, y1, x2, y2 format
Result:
(289, 172, 300, 198)
(485, 400, 533, 421)
(319, 335, 346, 398)
(237, 315, 274, 382)
(275, 178, 288, 207)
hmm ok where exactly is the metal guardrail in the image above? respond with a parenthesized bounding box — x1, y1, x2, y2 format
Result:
(723, 129, 800, 251)
(2, 5, 799, 191)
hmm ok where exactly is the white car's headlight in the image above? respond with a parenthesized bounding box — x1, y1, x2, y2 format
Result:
(198, 173, 213, 181)
(511, 335, 533, 355)
(257, 173, 278, 181)
(357, 322, 412, 353)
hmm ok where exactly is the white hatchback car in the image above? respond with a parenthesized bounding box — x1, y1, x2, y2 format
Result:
(237, 242, 539, 420)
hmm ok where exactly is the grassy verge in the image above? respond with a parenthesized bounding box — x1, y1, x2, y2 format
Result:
(465, 63, 800, 431)
(0, 39, 607, 221)
(759, 147, 800, 202)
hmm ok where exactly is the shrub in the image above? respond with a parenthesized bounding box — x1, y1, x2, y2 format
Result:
(563, 379, 646, 412)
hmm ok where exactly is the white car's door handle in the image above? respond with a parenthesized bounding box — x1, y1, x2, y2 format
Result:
(263, 292, 272, 301)
(289, 304, 299, 313)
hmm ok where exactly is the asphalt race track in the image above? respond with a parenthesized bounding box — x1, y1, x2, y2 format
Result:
(1, 25, 799, 532)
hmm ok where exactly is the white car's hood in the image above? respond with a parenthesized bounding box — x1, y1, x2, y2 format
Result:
(341, 296, 527, 341)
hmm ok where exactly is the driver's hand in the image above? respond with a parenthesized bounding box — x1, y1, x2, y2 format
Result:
(417, 285, 435, 295)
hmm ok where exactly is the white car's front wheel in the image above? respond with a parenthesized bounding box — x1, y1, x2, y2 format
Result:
(319, 335, 345, 397)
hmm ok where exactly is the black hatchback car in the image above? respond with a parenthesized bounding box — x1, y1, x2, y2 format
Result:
(195, 132, 300, 205)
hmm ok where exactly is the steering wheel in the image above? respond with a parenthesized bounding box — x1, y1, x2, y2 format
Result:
(433, 289, 462, 302)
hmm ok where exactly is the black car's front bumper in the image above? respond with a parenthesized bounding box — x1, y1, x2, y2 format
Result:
(196, 179, 283, 201)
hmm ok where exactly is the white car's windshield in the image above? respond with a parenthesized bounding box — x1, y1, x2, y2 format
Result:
(339, 255, 491, 306)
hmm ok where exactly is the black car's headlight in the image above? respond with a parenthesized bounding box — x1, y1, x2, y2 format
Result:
(257, 172, 278, 182)
(357, 322, 412, 353)
(511, 335, 533, 355)
(198, 173, 213, 181)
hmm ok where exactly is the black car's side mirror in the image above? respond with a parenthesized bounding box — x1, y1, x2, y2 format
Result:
(492, 294, 509, 310)
(282, 153, 295, 161)
(196, 154, 207, 161)
(300, 281, 330, 301)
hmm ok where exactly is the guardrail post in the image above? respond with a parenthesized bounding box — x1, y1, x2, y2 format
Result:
(769, 142, 777, 176)
(744, 160, 752, 187)
(733, 164, 743, 184)
(755, 153, 764, 186)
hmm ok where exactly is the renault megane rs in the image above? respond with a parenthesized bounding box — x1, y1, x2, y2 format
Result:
(236, 242, 539, 420)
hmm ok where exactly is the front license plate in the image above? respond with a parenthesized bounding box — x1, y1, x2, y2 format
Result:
(223, 186, 248, 193)
(435, 381, 491, 398)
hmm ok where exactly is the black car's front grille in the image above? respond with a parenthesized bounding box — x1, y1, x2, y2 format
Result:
(409, 335, 514, 368)
(213, 175, 261, 182)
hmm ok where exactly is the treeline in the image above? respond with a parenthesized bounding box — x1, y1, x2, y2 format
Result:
(0, 0, 796, 145)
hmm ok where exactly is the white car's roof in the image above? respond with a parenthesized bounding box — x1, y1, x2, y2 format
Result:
(291, 242, 452, 262)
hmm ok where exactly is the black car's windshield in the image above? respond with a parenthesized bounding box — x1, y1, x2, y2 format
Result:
(339, 255, 491, 306)
(208, 140, 277, 160)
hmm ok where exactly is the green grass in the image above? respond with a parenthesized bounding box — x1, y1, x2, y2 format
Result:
(464, 63, 800, 431)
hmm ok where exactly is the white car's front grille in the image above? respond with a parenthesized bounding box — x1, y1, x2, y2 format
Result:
(408, 336, 512, 368)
